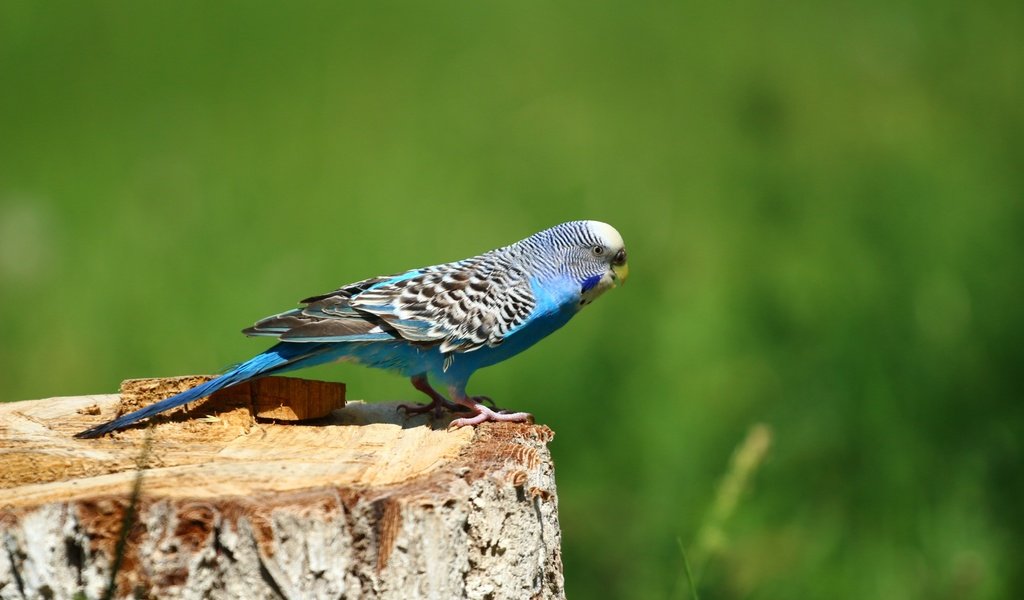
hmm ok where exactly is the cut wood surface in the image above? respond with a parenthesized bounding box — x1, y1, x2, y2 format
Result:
(0, 376, 564, 600)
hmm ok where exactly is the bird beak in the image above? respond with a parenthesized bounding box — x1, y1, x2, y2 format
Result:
(611, 262, 629, 286)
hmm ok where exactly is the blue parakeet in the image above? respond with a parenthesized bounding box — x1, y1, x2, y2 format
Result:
(75, 220, 628, 438)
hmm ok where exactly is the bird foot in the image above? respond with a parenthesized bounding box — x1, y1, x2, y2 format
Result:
(472, 395, 499, 409)
(401, 374, 477, 418)
(397, 398, 471, 419)
(448, 404, 533, 428)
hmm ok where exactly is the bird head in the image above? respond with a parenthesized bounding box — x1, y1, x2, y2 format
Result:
(538, 220, 628, 306)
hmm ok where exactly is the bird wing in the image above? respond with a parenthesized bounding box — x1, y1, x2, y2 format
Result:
(242, 274, 401, 342)
(243, 254, 538, 354)
(349, 254, 538, 353)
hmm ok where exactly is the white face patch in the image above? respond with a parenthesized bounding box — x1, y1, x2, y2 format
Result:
(586, 221, 625, 253)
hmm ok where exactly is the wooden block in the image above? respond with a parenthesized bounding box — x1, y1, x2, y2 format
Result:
(118, 374, 346, 425)
(250, 376, 346, 420)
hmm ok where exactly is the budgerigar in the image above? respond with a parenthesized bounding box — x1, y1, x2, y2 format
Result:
(75, 220, 628, 438)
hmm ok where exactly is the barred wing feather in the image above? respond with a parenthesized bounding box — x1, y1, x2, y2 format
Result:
(243, 255, 537, 354)
(350, 255, 537, 353)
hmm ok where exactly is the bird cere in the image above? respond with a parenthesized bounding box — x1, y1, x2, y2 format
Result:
(75, 220, 628, 438)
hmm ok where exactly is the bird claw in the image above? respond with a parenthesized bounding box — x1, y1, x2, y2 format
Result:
(397, 399, 472, 419)
(402, 375, 509, 423)
(472, 395, 497, 409)
(397, 402, 444, 419)
(448, 404, 533, 429)
(472, 395, 517, 412)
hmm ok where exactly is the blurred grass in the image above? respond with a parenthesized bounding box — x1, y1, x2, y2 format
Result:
(2, 1, 1022, 598)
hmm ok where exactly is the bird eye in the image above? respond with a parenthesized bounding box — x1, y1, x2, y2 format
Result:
(592, 245, 605, 256)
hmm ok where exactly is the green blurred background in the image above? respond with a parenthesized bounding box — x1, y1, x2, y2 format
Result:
(2, 1, 1022, 598)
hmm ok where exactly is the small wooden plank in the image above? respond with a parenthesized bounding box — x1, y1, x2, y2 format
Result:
(250, 376, 346, 420)
(119, 374, 346, 423)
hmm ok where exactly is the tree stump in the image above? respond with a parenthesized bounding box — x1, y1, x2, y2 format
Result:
(0, 377, 564, 600)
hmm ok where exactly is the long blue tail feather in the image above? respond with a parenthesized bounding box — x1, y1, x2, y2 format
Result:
(74, 343, 329, 438)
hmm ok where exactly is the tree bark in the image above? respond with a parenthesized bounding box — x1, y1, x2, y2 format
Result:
(0, 376, 564, 600)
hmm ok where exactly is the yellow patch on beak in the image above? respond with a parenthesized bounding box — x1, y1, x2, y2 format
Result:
(612, 262, 629, 286)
